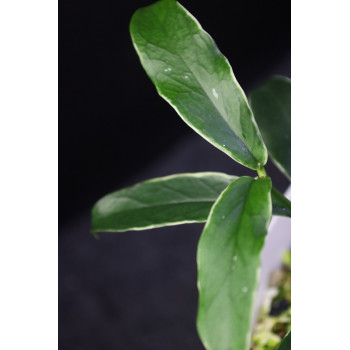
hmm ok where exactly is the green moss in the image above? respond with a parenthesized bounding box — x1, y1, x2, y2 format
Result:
(251, 251, 291, 350)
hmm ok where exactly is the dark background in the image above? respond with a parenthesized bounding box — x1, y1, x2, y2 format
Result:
(59, 0, 290, 349)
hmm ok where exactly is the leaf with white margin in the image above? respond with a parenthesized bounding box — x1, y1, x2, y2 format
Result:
(91, 172, 237, 233)
(249, 76, 291, 179)
(278, 331, 291, 350)
(130, 0, 267, 170)
(92, 172, 289, 234)
(197, 176, 272, 350)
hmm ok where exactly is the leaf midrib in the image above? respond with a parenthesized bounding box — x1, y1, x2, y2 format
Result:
(98, 198, 216, 218)
(134, 17, 256, 164)
(202, 180, 255, 308)
(150, 42, 246, 149)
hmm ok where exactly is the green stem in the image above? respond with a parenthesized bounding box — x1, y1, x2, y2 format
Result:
(257, 166, 267, 178)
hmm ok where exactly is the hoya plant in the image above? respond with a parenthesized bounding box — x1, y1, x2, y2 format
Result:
(91, 1, 291, 349)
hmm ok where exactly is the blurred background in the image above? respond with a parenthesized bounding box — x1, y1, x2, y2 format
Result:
(59, 0, 290, 349)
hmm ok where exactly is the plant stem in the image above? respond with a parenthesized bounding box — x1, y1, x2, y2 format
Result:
(257, 166, 267, 178)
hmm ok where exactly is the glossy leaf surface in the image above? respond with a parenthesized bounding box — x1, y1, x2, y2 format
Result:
(92, 173, 289, 234)
(249, 76, 291, 179)
(130, 0, 267, 170)
(197, 176, 272, 350)
(92, 172, 237, 233)
(278, 331, 291, 350)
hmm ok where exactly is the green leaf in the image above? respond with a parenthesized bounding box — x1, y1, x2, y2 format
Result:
(271, 186, 291, 217)
(249, 76, 291, 179)
(92, 173, 289, 234)
(130, 0, 267, 170)
(196, 176, 272, 350)
(91, 172, 237, 233)
(278, 331, 291, 350)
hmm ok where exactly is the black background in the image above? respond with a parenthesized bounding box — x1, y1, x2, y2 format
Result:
(60, 0, 290, 225)
(59, 0, 290, 348)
